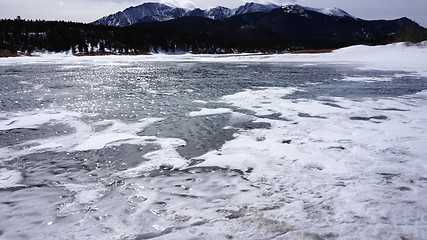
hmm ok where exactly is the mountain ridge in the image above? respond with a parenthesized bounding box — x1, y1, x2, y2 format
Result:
(92, 2, 356, 26)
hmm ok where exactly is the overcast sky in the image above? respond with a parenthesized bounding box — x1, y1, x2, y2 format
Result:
(1, 0, 426, 27)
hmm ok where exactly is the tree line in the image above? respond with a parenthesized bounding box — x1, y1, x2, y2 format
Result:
(0, 18, 228, 54)
(1, 17, 426, 55)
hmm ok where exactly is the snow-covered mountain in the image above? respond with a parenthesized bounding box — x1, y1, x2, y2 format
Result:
(92, 2, 186, 26)
(92, 2, 357, 26)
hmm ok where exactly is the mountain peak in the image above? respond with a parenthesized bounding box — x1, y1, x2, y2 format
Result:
(206, 6, 235, 20)
(234, 2, 280, 15)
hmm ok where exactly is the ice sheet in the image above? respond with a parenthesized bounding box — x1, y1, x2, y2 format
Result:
(1, 42, 427, 239)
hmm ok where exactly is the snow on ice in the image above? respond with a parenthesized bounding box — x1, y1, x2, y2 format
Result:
(0, 42, 426, 239)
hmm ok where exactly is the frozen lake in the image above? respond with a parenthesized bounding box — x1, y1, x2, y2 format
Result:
(1, 44, 427, 239)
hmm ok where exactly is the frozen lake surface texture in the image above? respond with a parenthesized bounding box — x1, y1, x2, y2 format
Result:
(1, 43, 427, 239)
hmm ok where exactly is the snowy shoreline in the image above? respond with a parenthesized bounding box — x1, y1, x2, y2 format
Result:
(1, 41, 427, 77)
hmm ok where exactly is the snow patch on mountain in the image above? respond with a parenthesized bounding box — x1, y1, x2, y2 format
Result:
(282, 4, 306, 14)
(307, 7, 356, 19)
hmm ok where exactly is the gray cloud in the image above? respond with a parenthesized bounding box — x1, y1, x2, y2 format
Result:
(160, 0, 197, 9)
